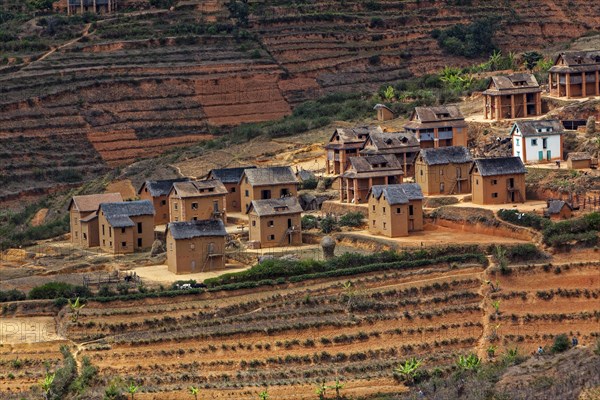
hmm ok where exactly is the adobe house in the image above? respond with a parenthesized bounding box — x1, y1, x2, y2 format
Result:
(239, 166, 298, 212)
(168, 180, 228, 223)
(414, 146, 473, 196)
(544, 200, 573, 220)
(549, 51, 600, 99)
(510, 120, 564, 164)
(483, 74, 542, 120)
(138, 178, 190, 225)
(373, 104, 395, 121)
(471, 157, 527, 205)
(56, 0, 118, 15)
(403, 106, 467, 149)
(368, 183, 424, 238)
(324, 126, 376, 174)
(567, 152, 593, 169)
(68, 193, 123, 248)
(339, 154, 404, 204)
(166, 220, 227, 274)
(246, 197, 303, 249)
(208, 166, 256, 213)
(98, 200, 155, 254)
(360, 131, 420, 177)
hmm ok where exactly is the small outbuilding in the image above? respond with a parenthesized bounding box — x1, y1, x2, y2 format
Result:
(566, 152, 593, 169)
(544, 200, 573, 220)
(166, 219, 228, 274)
(374, 104, 395, 121)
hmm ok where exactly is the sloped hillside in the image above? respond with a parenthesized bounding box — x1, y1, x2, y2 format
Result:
(1, 0, 600, 201)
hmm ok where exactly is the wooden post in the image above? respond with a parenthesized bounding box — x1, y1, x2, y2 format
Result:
(536, 92, 542, 115)
(510, 95, 516, 119)
(566, 73, 571, 98)
(522, 93, 527, 117)
(596, 70, 599, 96)
(495, 96, 501, 120)
(548, 73, 552, 95)
(582, 72, 587, 97)
(345, 178, 351, 204)
(484, 96, 488, 119)
(80, 0, 83, 14)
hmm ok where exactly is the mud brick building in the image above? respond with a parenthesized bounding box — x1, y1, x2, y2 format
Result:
(414, 146, 473, 196)
(471, 157, 527, 205)
(567, 152, 593, 169)
(208, 166, 256, 213)
(360, 131, 420, 177)
(247, 197, 302, 249)
(368, 183, 424, 238)
(325, 126, 376, 174)
(166, 220, 227, 274)
(138, 178, 190, 225)
(168, 180, 228, 223)
(549, 51, 600, 98)
(510, 120, 564, 164)
(69, 193, 123, 248)
(403, 106, 468, 148)
(56, 0, 119, 15)
(98, 200, 155, 254)
(373, 104, 395, 121)
(239, 166, 298, 212)
(544, 200, 573, 220)
(339, 154, 404, 204)
(483, 74, 542, 120)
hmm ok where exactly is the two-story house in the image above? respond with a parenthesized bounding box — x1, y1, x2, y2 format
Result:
(68, 193, 123, 248)
(483, 73, 542, 120)
(247, 197, 303, 248)
(208, 166, 256, 213)
(239, 166, 298, 212)
(368, 183, 424, 237)
(97, 200, 155, 254)
(138, 178, 190, 225)
(339, 154, 404, 204)
(324, 126, 376, 174)
(414, 146, 473, 196)
(549, 51, 600, 98)
(471, 157, 527, 205)
(403, 106, 467, 148)
(168, 180, 228, 223)
(359, 131, 420, 177)
(510, 120, 563, 163)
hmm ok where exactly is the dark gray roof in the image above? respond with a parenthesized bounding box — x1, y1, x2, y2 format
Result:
(167, 220, 227, 240)
(550, 51, 600, 73)
(488, 73, 539, 90)
(413, 106, 463, 122)
(325, 126, 381, 149)
(545, 200, 572, 216)
(567, 152, 592, 161)
(243, 166, 297, 186)
(511, 120, 563, 137)
(419, 146, 473, 166)
(139, 178, 190, 197)
(100, 200, 155, 228)
(472, 157, 527, 177)
(296, 170, 316, 181)
(248, 197, 303, 217)
(208, 166, 256, 184)
(370, 183, 424, 205)
(364, 131, 419, 151)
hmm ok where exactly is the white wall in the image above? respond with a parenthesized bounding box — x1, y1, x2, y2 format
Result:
(512, 127, 562, 163)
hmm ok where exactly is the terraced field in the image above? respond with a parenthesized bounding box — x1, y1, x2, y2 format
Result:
(1, 254, 598, 399)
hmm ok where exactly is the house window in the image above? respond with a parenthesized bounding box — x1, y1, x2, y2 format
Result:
(383, 222, 387, 229)
(492, 179, 498, 185)
(121, 228, 125, 233)
(193, 217, 197, 221)
(409, 205, 414, 216)
(516, 151, 520, 157)
(382, 207, 386, 214)
(191, 202, 198, 210)
(396, 207, 401, 214)
(372, 205, 375, 211)
(280, 188, 289, 197)
(109, 227, 112, 238)
(231, 187, 236, 193)
(268, 220, 274, 227)
(515, 138, 520, 146)
(372, 220, 376, 226)
(161, 200, 166, 206)
(440, 183, 445, 193)
(169, 243, 173, 251)
(190, 243, 195, 250)
(476, 179, 479, 185)
(109, 241, 112, 247)
(174, 203, 178, 210)
(531, 139, 538, 146)
(137, 238, 142, 247)
(163, 213, 167, 219)
(261, 189, 271, 199)
(75, 231, 78, 238)
(542, 138, 548, 149)
(137, 222, 142, 234)
(268, 234, 275, 241)
(102, 240, 105, 246)
(83, 233, 87, 240)
(420, 170, 423, 176)
(440, 169, 444, 175)
(252, 220, 256, 227)
(175, 217, 179, 221)
(245, 190, 249, 197)
(492, 193, 498, 198)
(121, 242, 126, 247)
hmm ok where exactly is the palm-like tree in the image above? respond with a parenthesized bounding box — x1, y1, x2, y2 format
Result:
(488, 50, 502, 71)
(127, 382, 139, 400)
(394, 357, 422, 384)
(68, 297, 85, 323)
(329, 378, 344, 399)
(383, 86, 395, 102)
(189, 385, 199, 400)
(456, 354, 481, 371)
(258, 389, 270, 400)
(41, 372, 55, 400)
(315, 381, 327, 400)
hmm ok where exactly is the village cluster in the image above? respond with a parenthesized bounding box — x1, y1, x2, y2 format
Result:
(67, 51, 599, 275)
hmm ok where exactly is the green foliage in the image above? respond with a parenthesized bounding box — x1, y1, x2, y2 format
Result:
(320, 215, 337, 233)
(0, 289, 26, 303)
(551, 334, 570, 353)
(523, 51, 543, 71)
(149, 0, 175, 8)
(497, 209, 549, 230)
(28, 282, 91, 300)
(432, 17, 499, 58)
(542, 213, 600, 247)
(27, 0, 54, 11)
(394, 357, 423, 383)
(338, 212, 364, 227)
(301, 215, 319, 230)
(69, 356, 97, 394)
(456, 353, 481, 371)
(49, 346, 78, 400)
(228, 0, 249, 27)
(300, 178, 318, 190)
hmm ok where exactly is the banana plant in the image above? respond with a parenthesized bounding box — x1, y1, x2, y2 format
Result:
(328, 378, 345, 400)
(315, 381, 327, 400)
(189, 385, 199, 400)
(41, 372, 55, 400)
(383, 85, 395, 101)
(394, 357, 422, 383)
(127, 382, 139, 400)
(456, 354, 481, 371)
(68, 297, 85, 323)
(258, 389, 269, 400)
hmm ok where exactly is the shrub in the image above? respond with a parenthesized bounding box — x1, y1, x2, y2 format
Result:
(339, 212, 364, 228)
(432, 17, 499, 58)
(0, 289, 26, 303)
(300, 178, 318, 190)
(551, 334, 570, 353)
(301, 215, 318, 230)
(320, 216, 337, 233)
(29, 282, 91, 300)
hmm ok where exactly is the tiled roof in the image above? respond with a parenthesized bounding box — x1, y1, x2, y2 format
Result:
(488, 73, 539, 90)
(370, 183, 424, 205)
(100, 200, 155, 228)
(419, 146, 473, 166)
(413, 106, 463, 122)
(69, 193, 123, 212)
(167, 219, 227, 240)
(472, 157, 527, 177)
(138, 178, 190, 197)
(365, 131, 419, 151)
(208, 166, 256, 184)
(511, 120, 563, 137)
(545, 199, 571, 215)
(567, 152, 592, 161)
(550, 51, 600, 73)
(243, 166, 297, 186)
(247, 197, 303, 217)
(324, 126, 381, 149)
(171, 179, 228, 198)
(342, 154, 404, 179)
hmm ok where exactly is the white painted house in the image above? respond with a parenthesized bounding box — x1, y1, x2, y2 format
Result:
(510, 120, 564, 164)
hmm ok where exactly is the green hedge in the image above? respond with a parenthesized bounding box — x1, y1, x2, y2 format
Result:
(0, 289, 26, 303)
(28, 282, 91, 300)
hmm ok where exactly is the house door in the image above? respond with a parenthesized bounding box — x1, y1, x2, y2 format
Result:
(191, 260, 196, 272)
(546, 150, 551, 160)
(538, 151, 544, 161)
